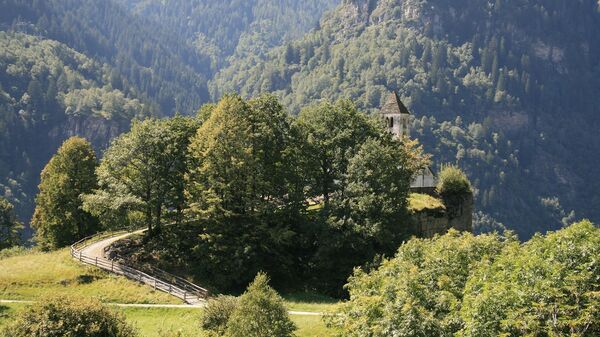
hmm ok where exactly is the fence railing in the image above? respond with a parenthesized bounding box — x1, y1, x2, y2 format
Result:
(70, 231, 209, 304)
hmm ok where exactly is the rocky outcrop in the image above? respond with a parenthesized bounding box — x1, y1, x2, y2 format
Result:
(48, 115, 129, 152)
(411, 192, 473, 238)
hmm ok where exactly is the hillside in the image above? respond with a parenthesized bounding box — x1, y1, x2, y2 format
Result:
(0, 247, 338, 336)
(0, 32, 149, 221)
(115, 0, 339, 66)
(0, 0, 599, 237)
(0, 0, 209, 115)
(213, 0, 600, 237)
(0, 0, 338, 226)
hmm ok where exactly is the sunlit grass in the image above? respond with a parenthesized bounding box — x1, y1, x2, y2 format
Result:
(0, 249, 180, 304)
(0, 248, 340, 336)
(0, 302, 337, 337)
(408, 193, 445, 213)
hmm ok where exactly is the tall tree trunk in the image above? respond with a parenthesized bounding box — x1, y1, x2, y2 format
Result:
(155, 202, 162, 235)
(146, 205, 153, 236)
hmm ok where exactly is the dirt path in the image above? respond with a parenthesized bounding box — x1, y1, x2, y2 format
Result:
(80, 230, 145, 260)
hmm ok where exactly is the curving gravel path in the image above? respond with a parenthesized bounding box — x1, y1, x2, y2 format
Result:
(79, 230, 145, 260)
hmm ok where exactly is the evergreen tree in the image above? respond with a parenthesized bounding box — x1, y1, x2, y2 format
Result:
(0, 197, 23, 250)
(31, 137, 98, 249)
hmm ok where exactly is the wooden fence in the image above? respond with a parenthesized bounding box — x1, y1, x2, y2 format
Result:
(70, 232, 209, 305)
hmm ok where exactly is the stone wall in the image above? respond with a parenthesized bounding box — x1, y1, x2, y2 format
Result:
(411, 193, 473, 238)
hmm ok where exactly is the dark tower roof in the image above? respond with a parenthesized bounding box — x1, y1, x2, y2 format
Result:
(381, 91, 410, 115)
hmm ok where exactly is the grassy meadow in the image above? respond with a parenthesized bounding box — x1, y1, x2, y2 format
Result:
(0, 248, 180, 304)
(0, 249, 339, 336)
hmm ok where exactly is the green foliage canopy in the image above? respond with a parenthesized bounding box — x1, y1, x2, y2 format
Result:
(200, 295, 239, 337)
(31, 137, 99, 250)
(460, 220, 600, 337)
(328, 221, 600, 337)
(186, 94, 305, 290)
(436, 165, 472, 196)
(83, 117, 199, 234)
(293, 99, 379, 208)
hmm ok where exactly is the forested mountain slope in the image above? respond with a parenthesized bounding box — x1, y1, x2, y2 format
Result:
(0, 32, 146, 222)
(213, 0, 600, 237)
(1, 0, 210, 115)
(0, 0, 338, 226)
(115, 0, 339, 72)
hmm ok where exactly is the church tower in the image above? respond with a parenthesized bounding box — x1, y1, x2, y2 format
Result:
(381, 91, 410, 138)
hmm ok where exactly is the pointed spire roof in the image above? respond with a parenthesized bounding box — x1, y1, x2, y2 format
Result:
(381, 91, 410, 115)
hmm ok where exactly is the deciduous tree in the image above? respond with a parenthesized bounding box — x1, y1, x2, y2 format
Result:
(84, 117, 199, 236)
(31, 137, 98, 249)
(1, 296, 137, 337)
(186, 94, 305, 291)
(293, 99, 378, 209)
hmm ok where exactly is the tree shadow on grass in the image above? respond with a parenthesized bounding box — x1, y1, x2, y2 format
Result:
(282, 292, 338, 304)
(0, 305, 8, 318)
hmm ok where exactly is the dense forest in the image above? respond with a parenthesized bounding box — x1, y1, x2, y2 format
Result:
(213, 0, 600, 237)
(114, 0, 338, 68)
(0, 0, 599, 239)
(0, 32, 149, 224)
(0, 0, 337, 225)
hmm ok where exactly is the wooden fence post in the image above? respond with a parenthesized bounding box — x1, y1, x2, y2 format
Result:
(111, 260, 114, 272)
(79, 251, 82, 261)
(95, 257, 98, 266)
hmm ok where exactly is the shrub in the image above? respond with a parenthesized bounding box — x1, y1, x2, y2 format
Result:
(436, 165, 472, 196)
(460, 220, 600, 337)
(225, 273, 296, 337)
(1, 296, 137, 337)
(200, 295, 239, 337)
(327, 230, 512, 337)
(0, 246, 30, 260)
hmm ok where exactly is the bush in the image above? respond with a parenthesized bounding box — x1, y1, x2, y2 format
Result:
(460, 220, 600, 337)
(328, 221, 600, 337)
(200, 295, 239, 337)
(436, 165, 472, 196)
(0, 246, 30, 260)
(225, 273, 296, 337)
(327, 230, 512, 337)
(1, 296, 137, 337)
